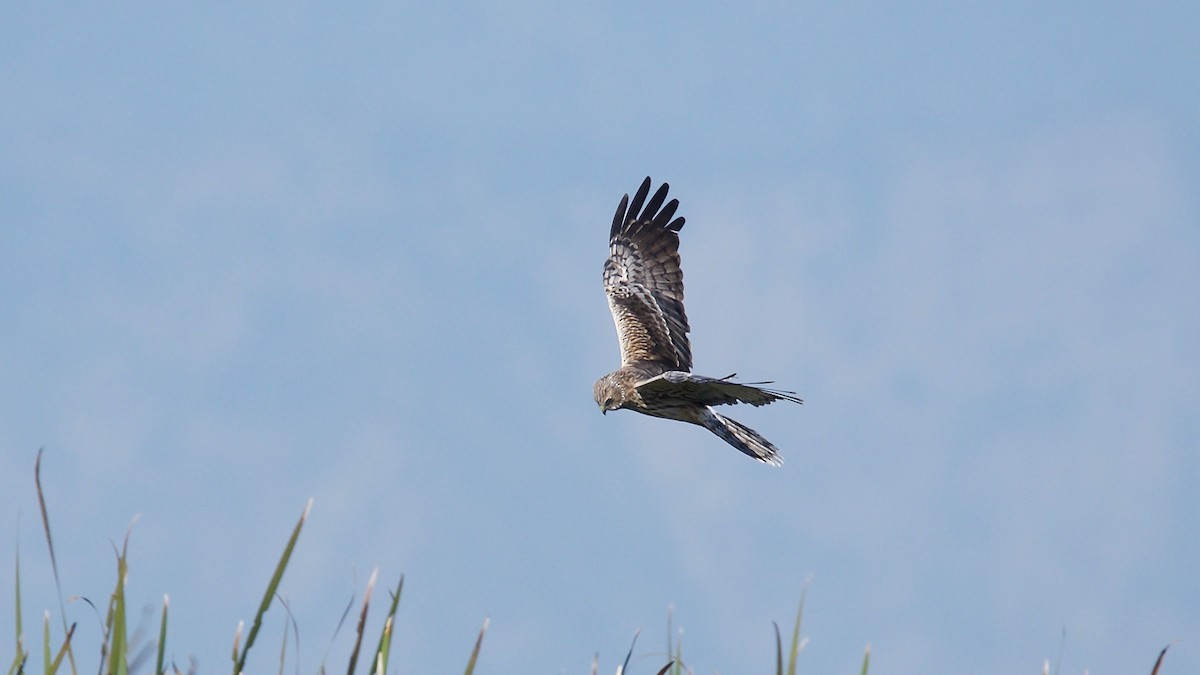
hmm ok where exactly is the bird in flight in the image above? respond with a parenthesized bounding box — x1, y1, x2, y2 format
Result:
(593, 177, 802, 466)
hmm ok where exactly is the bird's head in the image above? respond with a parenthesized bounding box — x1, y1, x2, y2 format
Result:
(593, 375, 626, 415)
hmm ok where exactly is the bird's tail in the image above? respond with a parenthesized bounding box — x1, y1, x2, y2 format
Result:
(701, 408, 784, 466)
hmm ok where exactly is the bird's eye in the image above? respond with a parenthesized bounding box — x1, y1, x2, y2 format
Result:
(604, 397, 614, 407)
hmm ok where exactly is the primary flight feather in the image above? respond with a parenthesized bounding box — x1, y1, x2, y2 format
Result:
(593, 177, 802, 466)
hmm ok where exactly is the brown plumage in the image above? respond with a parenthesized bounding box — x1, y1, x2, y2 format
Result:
(593, 177, 802, 466)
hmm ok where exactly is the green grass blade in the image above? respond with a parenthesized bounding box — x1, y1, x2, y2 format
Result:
(773, 621, 783, 675)
(345, 568, 377, 675)
(665, 606, 674, 675)
(107, 542, 130, 675)
(8, 541, 25, 675)
(5, 652, 25, 675)
(101, 594, 114, 671)
(234, 499, 312, 675)
(42, 611, 51, 674)
(34, 450, 77, 675)
(156, 595, 169, 675)
(787, 582, 810, 675)
(672, 628, 683, 675)
(12, 542, 21, 663)
(5, 552, 22, 672)
(371, 619, 389, 675)
(461, 618, 488, 675)
(371, 575, 403, 675)
(47, 623, 75, 675)
(858, 644, 871, 675)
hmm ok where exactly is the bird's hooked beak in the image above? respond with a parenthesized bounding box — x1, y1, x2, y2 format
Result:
(600, 404, 607, 415)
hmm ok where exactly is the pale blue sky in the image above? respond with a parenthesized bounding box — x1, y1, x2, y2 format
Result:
(2, 2, 1198, 673)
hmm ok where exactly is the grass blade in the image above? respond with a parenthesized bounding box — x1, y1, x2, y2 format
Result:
(859, 644, 871, 675)
(345, 568, 377, 675)
(12, 542, 21, 667)
(773, 621, 782, 675)
(7, 541, 24, 675)
(462, 618, 488, 675)
(107, 538, 131, 675)
(274, 594, 300, 675)
(672, 628, 683, 675)
(1149, 643, 1173, 675)
(234, 499, 312, 675)
(275, 599, 289, 675)
(665, 606, 674, 675)
(156, 596, 169, 675)
(787, 581, 810, 675)
(617, 629, 639, 675)
(42, 611, 51, 674)
(654, 663, 675, 675)
(47, 623, 75, 675)
(371, 575, 404, 675)
(5, 652, 25, 675)
(34, 450, 77, 675)
(319, 592, 356, 674)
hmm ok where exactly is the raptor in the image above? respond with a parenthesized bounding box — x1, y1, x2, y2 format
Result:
(593, 177, 802, 465)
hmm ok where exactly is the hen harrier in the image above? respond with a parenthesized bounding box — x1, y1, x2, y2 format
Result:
(593, 177, 801, 466)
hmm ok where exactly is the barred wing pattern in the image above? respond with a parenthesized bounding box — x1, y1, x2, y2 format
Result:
(603, 177, 691, 371)
(593, 177, 802, 466)
(635, 372, 804, 408)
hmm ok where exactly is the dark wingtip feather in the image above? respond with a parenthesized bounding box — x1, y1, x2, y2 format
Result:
(761, 386, 804, 406)
(748, 382, 804, 406)
(642, 182, 670, 222)
(652, 198, 679, 229)
(615, 177, 686, 237)
(626, 177, 652, 227)
(610, 193, 630, 239)
(719, 374, 804, 405)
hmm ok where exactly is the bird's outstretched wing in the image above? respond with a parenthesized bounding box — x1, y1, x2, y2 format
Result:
(604, 177, 692, 370)
(636, 371, 804, 407)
